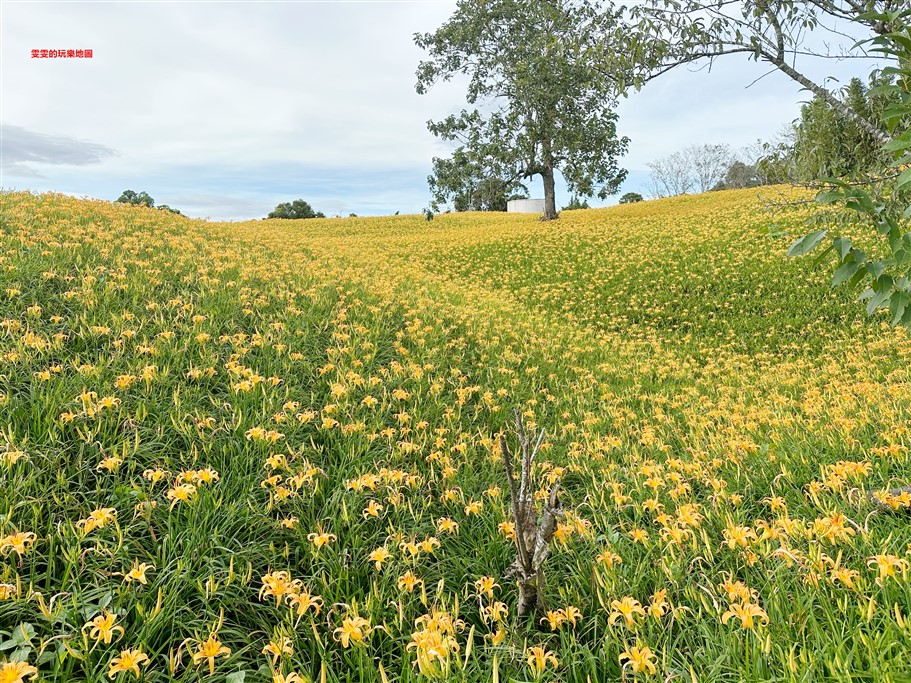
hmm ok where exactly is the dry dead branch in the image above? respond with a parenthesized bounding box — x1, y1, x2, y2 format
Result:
(500, 408, 563, 617)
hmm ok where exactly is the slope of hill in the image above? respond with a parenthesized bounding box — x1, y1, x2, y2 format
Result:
(1, 188, 909, 682)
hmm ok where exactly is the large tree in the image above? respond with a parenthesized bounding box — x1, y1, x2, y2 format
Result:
(415, 0, 629, 220)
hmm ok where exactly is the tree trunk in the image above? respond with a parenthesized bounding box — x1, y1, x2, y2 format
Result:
(516, 569, 542, 617)
(541, 166, 558, 220)
(500, 411, 563, 621)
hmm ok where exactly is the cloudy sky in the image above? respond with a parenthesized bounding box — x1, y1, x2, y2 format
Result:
(1, 0, 882, 220)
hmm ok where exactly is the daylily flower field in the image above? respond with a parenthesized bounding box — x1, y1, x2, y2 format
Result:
(1, 188, 910, 682)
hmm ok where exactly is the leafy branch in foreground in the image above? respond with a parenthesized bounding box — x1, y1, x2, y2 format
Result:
(787, 9, 911, 328)
(620, 0, 898, 142)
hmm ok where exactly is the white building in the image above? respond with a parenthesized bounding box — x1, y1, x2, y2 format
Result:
(507, 198, 545, 213)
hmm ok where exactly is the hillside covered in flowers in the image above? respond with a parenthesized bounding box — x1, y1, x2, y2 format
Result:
(1, 188, 910, 682)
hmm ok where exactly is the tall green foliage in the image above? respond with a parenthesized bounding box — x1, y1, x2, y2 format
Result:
(788, 9, 911, 328)
(791, 75, 897, 180)
(427, 150, 527, 212)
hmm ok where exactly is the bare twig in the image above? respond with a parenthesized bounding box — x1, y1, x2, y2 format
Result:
(501, 409, 564, 617)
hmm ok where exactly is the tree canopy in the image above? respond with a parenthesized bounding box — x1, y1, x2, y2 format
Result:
(563, 196, 590, 210)
(268, 200, 325, 220)
(594, 0, 909, 328)
(785, 74, 901, 180)
(619, 192, 644, 204)
(713, 161, 766, 190)
(116, 190, 155, 207)
(415, 0, 629, 220)
(427, 149, 528, 212)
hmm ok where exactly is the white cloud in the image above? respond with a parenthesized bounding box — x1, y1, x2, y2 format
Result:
(1, 124, 117, 177)
(2, 2, 463, 172)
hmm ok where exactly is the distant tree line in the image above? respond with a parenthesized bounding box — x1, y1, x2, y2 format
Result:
(115, 190, 182, 215)
(267, 200, 325, 219)
(116, 192, 337, 221)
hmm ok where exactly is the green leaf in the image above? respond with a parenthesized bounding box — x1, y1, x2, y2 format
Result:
(866, 277, 894, 316)
(36, 647, 56, 666)
(787, 230, 827, 257)
(833, 237, 852, 260)
(227, 672, 247, 683)
(866, 261, 885, 280)
(816, 191, 843, 205)
(902, 304, 911, 329)
(867, 290, 889, 316)
(11, 624, 35, 647)
(832, 260, 861, 287)
(897, 167, 911, 191)
(890, 291, 910, 326)
(848, 268, 868, 289)
(818, 177, 851, 189)
(813, 243, 834, 266)
(845, 194, 875, 214)
(883, 138, 911, 153)
(887, 33, 911, 53)
(9, 647, 32, 663)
